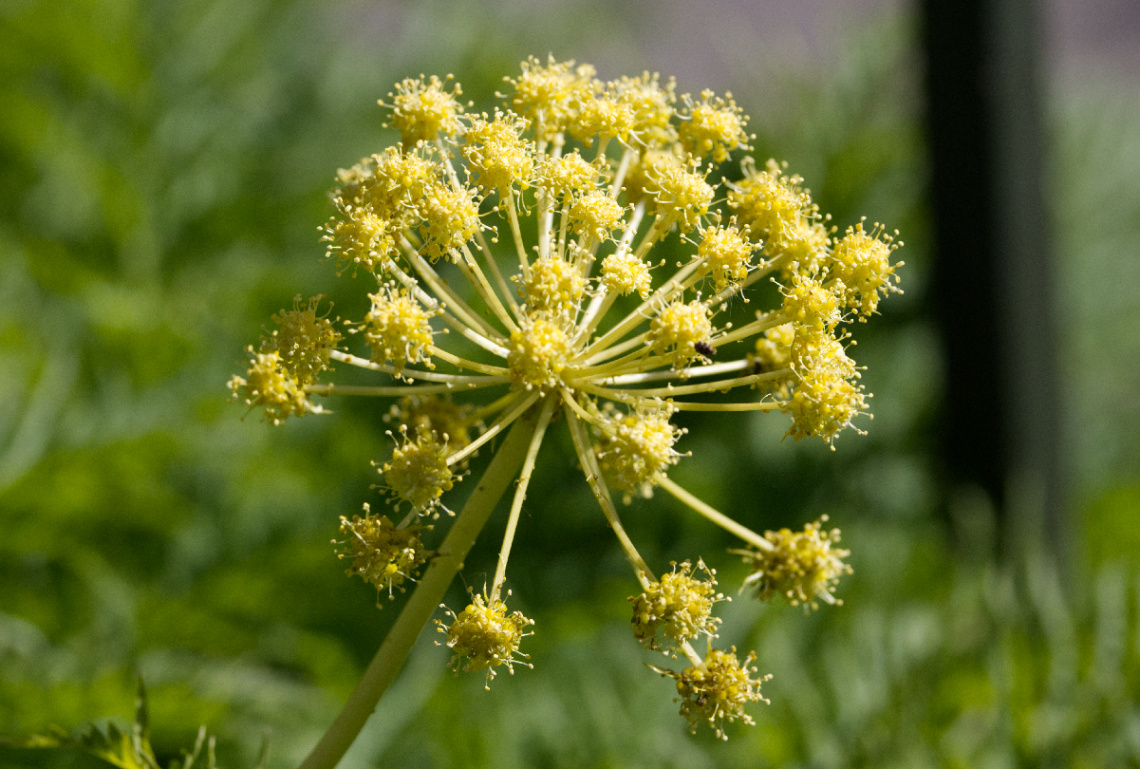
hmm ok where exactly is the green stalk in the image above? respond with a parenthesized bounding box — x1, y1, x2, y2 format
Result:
(298, 407, 539, 769)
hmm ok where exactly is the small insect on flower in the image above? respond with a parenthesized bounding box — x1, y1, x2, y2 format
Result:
(233, 56, 901, 742)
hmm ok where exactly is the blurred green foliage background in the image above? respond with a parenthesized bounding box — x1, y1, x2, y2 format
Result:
(2, 0, 1139, 767)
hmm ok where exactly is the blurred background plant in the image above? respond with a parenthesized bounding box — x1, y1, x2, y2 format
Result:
(1, 0, 1138, 767)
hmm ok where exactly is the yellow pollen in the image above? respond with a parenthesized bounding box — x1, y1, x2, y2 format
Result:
(361, 285, 436, 375)
(600, 251, 653, 299)
(569, 191, 625, 241)
(679, 90, 749, 163)
(520, 256, 587, 316)
(649, 300, 714, 368)
(387, 74, 464, 148)
(507, 317, 572, 391)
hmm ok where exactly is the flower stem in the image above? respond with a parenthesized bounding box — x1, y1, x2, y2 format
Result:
(297, 407, 539, 769)
(657, 475, 773, 551)
(490, 394, 557, 601)
(562, 397, 655, 588)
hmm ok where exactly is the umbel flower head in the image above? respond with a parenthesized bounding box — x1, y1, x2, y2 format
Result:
(230, 56, 900, 739)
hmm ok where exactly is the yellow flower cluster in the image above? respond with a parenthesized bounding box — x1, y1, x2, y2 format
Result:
(736, 517, 852, 610)
(631, 560, 724, 655)
(436, 589, 534, 689)
(360, 284, 438, 376)
(229, 296, 340, 424)
(335, 505, 428, 601)
(232, 57, 901, 739)
(387, 74, 464, 149)
(378, 427, 456, 515)
(648, 299, 715, 368)
(593, 400, 685, 501)
(657, 647, 771, 740)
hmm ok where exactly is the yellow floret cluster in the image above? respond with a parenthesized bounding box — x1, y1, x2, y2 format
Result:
(594, 401, 684, 501)
(387, 74, 464, 148)
(519, 255, 587, 316)
(229, 296, 340, 424)
(569, 191, 625, 241)
(267, 296, 342, 382)
(737, 517, 852, 610)
(678, 89, 750, 164)
(600, 251, 653, 298)
(539, 151, 599, 198)
(361, 285, 437, 376)
(631, 560, 724, 655)
(336, 505, 428, 601)
(436, 590, 534, 689)
(507, 316, 573, 391)
(784, 331, 867, 444)
(659, 647, 771, 740)
(643, 153, 714, 231)
(649, 300, 715, 368)
(828, 220, 903, 318)
(463, 112, 534, 192)
(728, 158, 814, 254)
(698, 224, 756, 293)
(378, 428, 455, 514)
(228, 350, 313, 425)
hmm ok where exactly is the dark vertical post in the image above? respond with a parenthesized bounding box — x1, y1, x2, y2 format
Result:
(921, 0, 1065, 557)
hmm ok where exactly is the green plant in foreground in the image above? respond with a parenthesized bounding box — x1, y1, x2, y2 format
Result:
(0, 680, 259, 769)
(226, 57, 901, 765)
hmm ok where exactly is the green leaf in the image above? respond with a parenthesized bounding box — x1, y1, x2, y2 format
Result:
(0, 680, 225, 769)
(0, 744, 125, 769)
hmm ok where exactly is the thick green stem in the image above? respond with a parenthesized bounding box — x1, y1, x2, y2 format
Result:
(297, 408, 539, 769)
